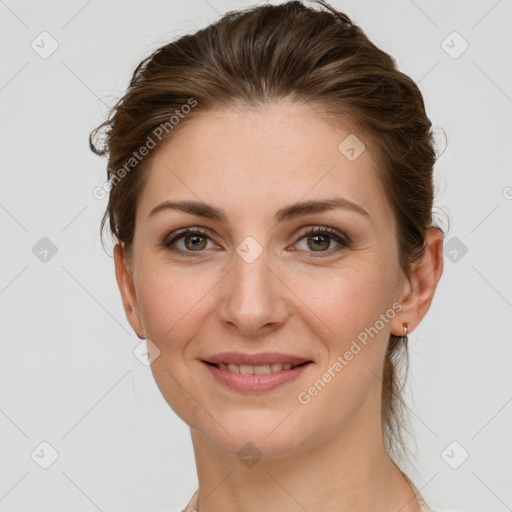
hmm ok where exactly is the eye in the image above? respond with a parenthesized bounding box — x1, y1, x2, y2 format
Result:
(292, 226, 350, 256)
(162, 226, 350, 257)
(163, 228, 218, 256)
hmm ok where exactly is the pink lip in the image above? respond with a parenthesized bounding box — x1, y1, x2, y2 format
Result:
(201, 360, 313, 393)
(202, 351, 312, 366)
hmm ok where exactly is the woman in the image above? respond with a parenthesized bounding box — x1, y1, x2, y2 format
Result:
(90, 1, 446, 510)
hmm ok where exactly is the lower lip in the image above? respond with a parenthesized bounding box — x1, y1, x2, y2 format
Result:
(201, 361, 313, 393)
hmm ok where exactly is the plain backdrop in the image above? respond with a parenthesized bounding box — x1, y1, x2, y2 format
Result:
(1, 1, 511, 511)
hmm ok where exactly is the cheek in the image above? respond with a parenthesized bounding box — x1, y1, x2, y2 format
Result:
(287, 261, 398, 403)
(134, 267, 212, 421)
(291, 264, 393, 341)
(135, 265, 212, 351)
(290, 269, 394, 427)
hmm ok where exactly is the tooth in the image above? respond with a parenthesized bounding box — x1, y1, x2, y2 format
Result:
(215, 362, 302, 373)
(254, 364, 271, 374)
(239, 364, 253, 375)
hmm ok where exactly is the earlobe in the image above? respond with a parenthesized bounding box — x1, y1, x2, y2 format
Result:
(391, 227, 444, 336)
(113, 243, 146, 339)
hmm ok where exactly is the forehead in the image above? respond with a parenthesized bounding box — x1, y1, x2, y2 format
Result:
(137, 101, 392, 227)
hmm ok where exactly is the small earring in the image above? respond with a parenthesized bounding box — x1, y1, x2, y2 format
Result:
(402, 322, 409, 346)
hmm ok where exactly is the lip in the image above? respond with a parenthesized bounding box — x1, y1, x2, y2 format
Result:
(202, 352, 312, 366)
(201, 360, 314, 393)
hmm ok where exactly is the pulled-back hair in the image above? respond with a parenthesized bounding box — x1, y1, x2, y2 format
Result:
(90, 0, 445, 478)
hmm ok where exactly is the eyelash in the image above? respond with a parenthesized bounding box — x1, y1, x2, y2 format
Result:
(162, 226, 351, 258)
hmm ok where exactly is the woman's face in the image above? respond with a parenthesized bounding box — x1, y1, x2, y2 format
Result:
(116, 100, 410, 458)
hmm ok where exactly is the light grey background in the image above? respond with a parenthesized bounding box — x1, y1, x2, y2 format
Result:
(1, 1, 511, 511)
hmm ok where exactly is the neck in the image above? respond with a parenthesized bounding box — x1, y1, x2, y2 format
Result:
(189, 386, 421, 512)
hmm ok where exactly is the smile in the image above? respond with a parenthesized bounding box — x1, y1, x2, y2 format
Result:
(201, 360, 313, 393)
(209, 362, 306, 373)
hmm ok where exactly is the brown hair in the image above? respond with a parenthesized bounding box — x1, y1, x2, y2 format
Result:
(90, 0, 445, 477)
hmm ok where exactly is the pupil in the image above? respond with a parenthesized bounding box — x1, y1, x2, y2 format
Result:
(308, 234, 329, 251)
(186, 235, 206, 250)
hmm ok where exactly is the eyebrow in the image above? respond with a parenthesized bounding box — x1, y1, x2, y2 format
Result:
(148, 197, 370, 223)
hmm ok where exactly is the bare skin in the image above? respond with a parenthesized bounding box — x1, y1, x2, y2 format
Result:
(113, 100, 443, 512)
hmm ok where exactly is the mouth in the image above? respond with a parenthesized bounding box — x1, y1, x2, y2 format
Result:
(202, 360, 310, 374)
(200, 358, 314, 393)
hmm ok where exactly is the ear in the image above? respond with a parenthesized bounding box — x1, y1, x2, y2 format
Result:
(113, 242, 145, 339)
(390, 227, 444, 336)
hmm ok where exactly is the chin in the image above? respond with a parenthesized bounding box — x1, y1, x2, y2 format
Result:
(196, 411, 312, 460)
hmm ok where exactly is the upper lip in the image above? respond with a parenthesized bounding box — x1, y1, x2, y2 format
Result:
(202, 352, 312, 366)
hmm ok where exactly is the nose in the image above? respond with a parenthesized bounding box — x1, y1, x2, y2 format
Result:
(217, 245, 290, 336)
